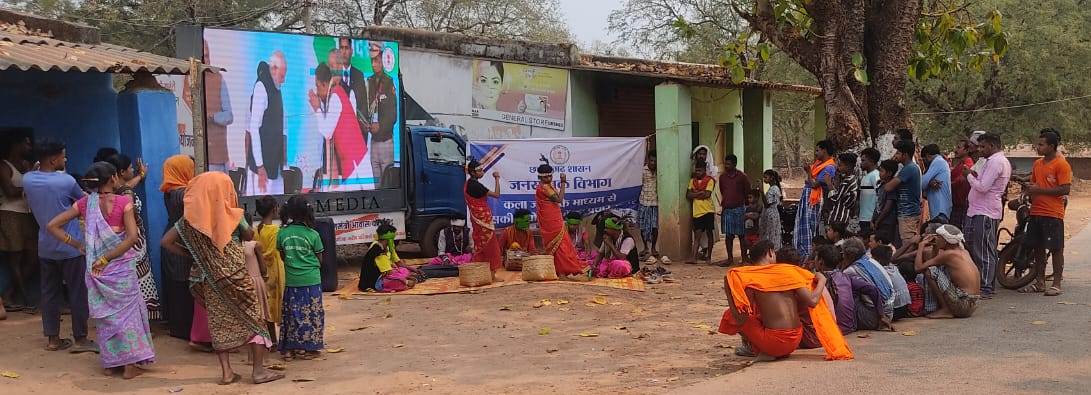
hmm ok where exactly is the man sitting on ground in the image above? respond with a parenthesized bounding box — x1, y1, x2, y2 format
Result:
(814, 245, 887, 334)
(915, 225, 981, 318)
(502, 209, 540, 256)
(718, 241, 853, 361)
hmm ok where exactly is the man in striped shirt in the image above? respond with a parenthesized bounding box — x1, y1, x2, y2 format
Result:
(825, 152, 860, 230)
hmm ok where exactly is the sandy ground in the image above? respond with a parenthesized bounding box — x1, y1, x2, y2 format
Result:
(1, 194, 1090, 394)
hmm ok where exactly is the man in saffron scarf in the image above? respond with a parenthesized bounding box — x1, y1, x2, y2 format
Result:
(794, 140, 837, 258)
(464, 158, 503, 275)
(719, 240, 853, 361)
(161, 173, 283, 385)
(534, 156, 588, 279)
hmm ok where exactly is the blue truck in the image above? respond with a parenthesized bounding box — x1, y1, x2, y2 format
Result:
(402, 125, 469, 257)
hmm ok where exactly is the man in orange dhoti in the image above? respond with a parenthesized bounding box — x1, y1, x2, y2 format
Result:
(719, 240, 854, 361)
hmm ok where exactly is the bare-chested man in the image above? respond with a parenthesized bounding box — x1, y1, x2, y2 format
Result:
(915, 224, 981, 318)
(719, 240, 853, 361)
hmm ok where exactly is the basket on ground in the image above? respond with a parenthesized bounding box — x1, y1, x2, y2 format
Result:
(505, 250, 526, 271)
(459, 262, 493, 287)
(521, 255, 558, 281)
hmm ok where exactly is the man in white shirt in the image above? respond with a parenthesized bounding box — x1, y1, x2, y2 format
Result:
(246, 51, 287, 195)
(858, 148, 881, 235)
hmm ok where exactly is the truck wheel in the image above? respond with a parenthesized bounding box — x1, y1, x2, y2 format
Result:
(420, 218, 451, 258)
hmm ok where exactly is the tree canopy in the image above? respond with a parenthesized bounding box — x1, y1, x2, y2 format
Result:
(6, 0, 570, 56)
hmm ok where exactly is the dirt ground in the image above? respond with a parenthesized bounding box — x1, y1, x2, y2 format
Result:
(2, 190, 1089, 394)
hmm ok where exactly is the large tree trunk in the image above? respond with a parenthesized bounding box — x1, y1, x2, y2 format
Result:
(743, 0, 922, 150)
(865, 0, 922, 142)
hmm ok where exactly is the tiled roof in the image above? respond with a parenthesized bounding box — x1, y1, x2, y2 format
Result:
(576, 54, 822, 94)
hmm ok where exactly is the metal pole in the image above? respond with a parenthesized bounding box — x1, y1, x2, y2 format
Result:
(188, 57, 208, 173)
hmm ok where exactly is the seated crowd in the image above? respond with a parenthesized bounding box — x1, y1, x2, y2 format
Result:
(717, 127, 1073, 362)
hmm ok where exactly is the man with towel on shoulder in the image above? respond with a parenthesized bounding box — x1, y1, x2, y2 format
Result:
(914, 224, 981, 319)
(719, 240, 853, 362)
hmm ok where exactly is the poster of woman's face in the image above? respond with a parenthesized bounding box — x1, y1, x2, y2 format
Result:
(472, 60, 504, 110)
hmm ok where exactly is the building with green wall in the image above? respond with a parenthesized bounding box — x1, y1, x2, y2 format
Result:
(364, 27, 823, 260)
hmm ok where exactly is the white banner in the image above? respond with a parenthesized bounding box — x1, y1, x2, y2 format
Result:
(469, 138, 646, 227)
(329, 211, 406, 244)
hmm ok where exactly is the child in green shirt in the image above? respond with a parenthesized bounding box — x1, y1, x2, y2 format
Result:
(276, 196, 325, 360)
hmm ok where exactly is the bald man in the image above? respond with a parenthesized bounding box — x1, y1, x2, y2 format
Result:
(246, 51, 287, 195)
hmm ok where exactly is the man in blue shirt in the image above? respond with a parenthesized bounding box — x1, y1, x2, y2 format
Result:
(920, 144, 952, 223)
(22, 140, 94, 353)
(883, 140, 923, 248)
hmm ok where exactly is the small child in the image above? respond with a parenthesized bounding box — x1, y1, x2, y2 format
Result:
(243, 239, 273, 366)
(873, 160, 901, 247)
(743, 188, 763, 260)
(254, 196, 284, 346)
(873, 245, 918, 319)
(687, 161, 716, 262)
(359, 221, 422, 293)
(276, 196, 325, 360)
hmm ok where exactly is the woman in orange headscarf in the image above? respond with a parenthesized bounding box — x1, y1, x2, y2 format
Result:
(158, 155, 204, 343)
(161, 172, 283, 385)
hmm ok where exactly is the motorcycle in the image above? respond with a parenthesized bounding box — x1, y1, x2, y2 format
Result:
(996, 177, 1048, 289)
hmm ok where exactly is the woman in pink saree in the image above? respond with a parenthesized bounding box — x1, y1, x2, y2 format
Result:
(48, 162, 154, 379)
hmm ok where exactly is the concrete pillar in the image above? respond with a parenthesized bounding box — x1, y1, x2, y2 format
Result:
(118, 86, 181, 291)
(813, 97, 827, 144)
(654, 83, 693, 260)
(742, 88, 771, 188)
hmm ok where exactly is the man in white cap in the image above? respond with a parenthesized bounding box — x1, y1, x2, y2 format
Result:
(914, 224, 981, 318)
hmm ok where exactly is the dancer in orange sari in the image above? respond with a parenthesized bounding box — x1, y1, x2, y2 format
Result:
(464, 158, 504, 275)
(534, 156, 588, 279)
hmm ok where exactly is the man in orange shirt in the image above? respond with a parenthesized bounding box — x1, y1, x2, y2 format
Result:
(1023, 129, 1071, 296)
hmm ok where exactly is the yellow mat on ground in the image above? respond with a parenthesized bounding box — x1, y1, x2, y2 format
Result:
(332, 269, 645, 297)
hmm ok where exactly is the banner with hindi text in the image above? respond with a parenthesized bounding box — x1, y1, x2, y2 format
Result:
(469, 138, 646, 227)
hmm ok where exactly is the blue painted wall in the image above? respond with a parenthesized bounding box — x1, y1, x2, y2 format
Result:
(118, 89, 181, 294)
(0, 70, 121, 172)
(0, 71, 182, 295)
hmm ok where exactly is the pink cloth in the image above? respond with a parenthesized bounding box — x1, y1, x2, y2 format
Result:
(76, 194, 131, 229)
(595, 259, 632, 279)
(380, 267, 412, 292)
(428, 253, 475, 266)
(190, 302, 212, 343)
(248, 334, 274, 348)
(967, 151, 1011, 220)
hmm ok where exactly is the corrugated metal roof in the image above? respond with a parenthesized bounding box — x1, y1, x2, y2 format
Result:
(0, 25, 193, 74)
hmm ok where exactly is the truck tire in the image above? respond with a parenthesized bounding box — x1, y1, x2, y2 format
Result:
(420, 218, 451, 258)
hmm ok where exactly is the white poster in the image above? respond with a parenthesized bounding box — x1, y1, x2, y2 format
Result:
(330, 211, 406, 244)
(469, 138, 645, 227)
(155, 75, 195, 157)
(401, 51, 572, 140)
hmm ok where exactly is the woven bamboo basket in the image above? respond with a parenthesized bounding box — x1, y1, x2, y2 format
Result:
(459, 262, 493, 287)
(505, 250, 526, 271)
(521, 255, 558, 281)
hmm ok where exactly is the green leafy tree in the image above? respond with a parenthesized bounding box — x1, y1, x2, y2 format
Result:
(909, 0, 1091, 150)
(613, 0, 1009, 149)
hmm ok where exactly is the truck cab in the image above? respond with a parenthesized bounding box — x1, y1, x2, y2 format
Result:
(405, 126, 468, 256)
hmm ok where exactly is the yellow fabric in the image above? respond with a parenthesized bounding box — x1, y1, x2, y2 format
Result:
(690, 178, 717, 218)
(256, 224, 285, 323)
(183, 172, 244, 251)
(160, 155, 195, 193)
(726, 264, 854, 361)
(375, 254, 393, 273)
